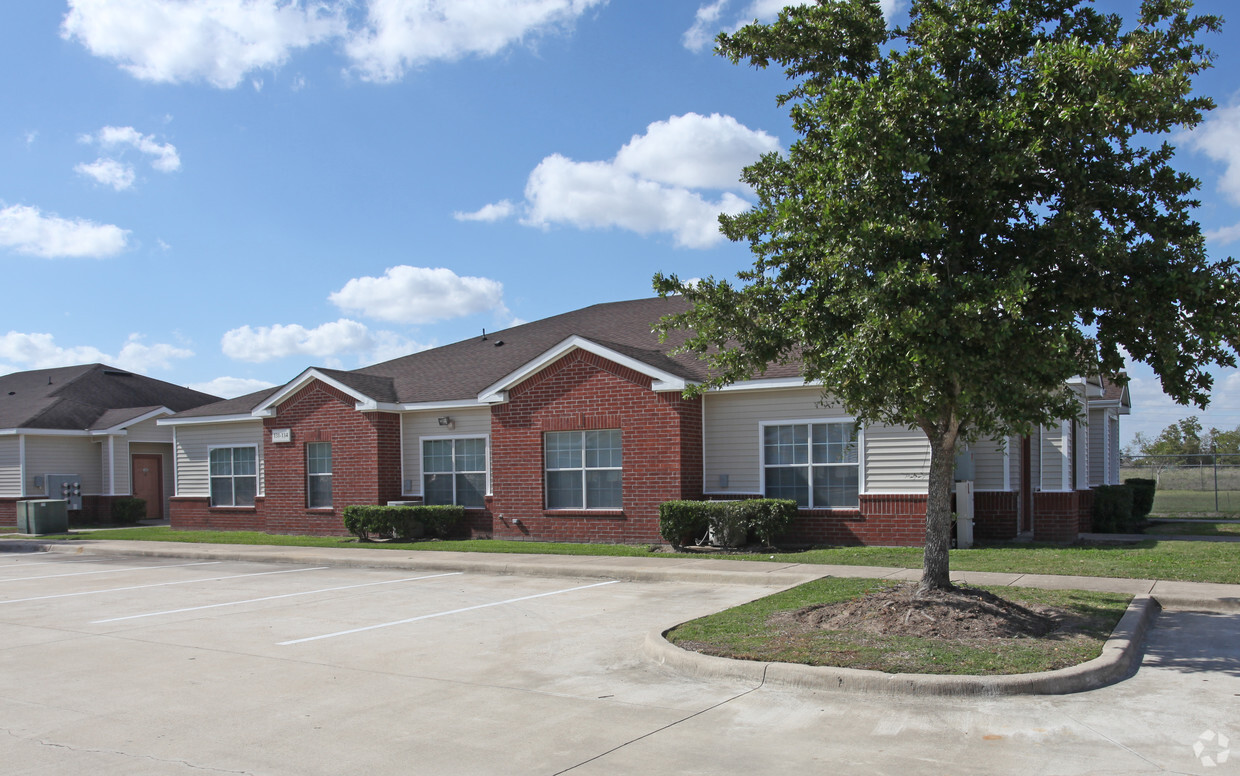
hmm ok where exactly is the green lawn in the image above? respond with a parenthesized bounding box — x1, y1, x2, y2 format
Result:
(8, 526, 1240, 585)
(666, 577, 1131, 675)
(1150, 490, 1240, 516)
(1144, 521, 1240, 537)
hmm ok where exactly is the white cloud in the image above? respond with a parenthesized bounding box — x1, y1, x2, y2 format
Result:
(221, 317, 428, 365)
(221, 319, 374, 363)
(1206, 222, 1240, 246)
(25, 131, 38, 146)
(344, 0, 607, 83)
(85, 125, 181, 172)
(75, 158, 136, 191)
(188, 376, 277, 398)
(0, 331, 192, 373)
(453, 200, 515, 223)
(62, 0, 604, 88)
(614, 112, 779, 190)
(491, 113, 775, 249)
(684, 0, 904, 52)
(522, 154, 751, 248)
(1188, 103, 1240, 204)
(61, 0, 344, 88)
(329, 265, 506, 324)
(0, 204, 130, 259)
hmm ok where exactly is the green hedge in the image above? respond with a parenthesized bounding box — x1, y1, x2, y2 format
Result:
(1092, 485, 1135, 533)
(111, 496, 146, 524)
(1123, 478, 1156, 519)
(658, 499, 797, 549)
(342, 505, 465, 542)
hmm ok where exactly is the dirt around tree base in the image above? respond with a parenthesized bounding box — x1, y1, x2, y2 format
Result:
(773, 582, 1063, 641)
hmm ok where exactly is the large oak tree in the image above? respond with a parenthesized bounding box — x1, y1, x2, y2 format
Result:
(654, 0, 1239, 592)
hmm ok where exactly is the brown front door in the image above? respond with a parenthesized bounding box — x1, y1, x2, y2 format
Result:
(132, 454, 163, 520)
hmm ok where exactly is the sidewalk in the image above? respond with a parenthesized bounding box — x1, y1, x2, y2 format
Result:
(4, 537, 1238, 612)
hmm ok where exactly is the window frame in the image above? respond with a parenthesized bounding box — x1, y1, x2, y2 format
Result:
(206, 444, 259, 508)
(544, 429, 623, 511)
(420, 434, 489, 508)
(306, 442, 333, 509)
(758, 419, 864, 509)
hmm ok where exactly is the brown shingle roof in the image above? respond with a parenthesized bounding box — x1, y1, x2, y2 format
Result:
(172, 297, 802, 419)
(0, 365, 221, 430)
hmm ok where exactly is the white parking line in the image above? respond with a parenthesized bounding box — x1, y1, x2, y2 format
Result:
(0, 557, 111, 569)
(279, 579, 620, 645)
(93, 571, 465, 623)
(0, 566, 329, 606)
(0, 560, 220, 583)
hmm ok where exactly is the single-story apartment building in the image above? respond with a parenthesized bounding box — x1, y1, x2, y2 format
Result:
(0, 364, 222, 524)
(160, 296, 1130, 545)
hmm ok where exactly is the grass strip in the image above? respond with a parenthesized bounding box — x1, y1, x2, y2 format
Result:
(7, 526, 1240, 584)
(666, 577, 1131, 675)
(1143, 521, 1240, 536)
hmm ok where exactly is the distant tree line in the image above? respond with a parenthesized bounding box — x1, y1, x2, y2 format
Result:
(1126, 417, 1240, 464)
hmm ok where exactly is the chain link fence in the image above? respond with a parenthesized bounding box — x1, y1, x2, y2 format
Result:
(1120, 454, 1240, 515)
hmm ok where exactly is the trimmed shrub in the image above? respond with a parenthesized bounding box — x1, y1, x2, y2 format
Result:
(1092, 485, 1135, 533)
(1123, 478, 1156, 519)
(111, 496, 146, 524)
(738, 499, 797, 547)
(658, 501, 712, 549)
(659, 498, 798, 549)
(708, 502, 749, 548)
(342, 505, 464, 541)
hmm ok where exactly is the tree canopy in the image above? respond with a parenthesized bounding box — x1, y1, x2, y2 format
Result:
(1130, 416, 1240, 460)
(653, 0, 1239, 592)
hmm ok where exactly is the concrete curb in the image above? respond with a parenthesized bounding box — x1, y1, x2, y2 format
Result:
(0, 540, 827, 589)
(644, 595, 1160, 696)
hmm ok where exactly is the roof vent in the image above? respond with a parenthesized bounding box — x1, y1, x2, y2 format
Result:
(494, 340, 504, 347)
(102, 369, 133, 376)
(7, 391, 14, 396)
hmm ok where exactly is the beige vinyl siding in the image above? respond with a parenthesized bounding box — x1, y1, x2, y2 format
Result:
(401, 408, 491, 495)
(971, 437, 1009, 491)
(1088, 408, 1108, 486)
(130, 442, 174, 517)
(1109, 414, 1121, 484)
(1040, 422, 1068, 491)
(174, 421, 264, 497)
(702, 387, 930, 495)
(108, 437, 131, 495)
(0, 437, 20, 497)
(125, 417, 174, 443)
(24, 436, 103, 495)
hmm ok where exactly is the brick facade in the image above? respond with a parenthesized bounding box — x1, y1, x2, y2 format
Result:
(486, 350, 701, 544)
(1032, 491, 1081, 543)
(973, 491, 1019, 541)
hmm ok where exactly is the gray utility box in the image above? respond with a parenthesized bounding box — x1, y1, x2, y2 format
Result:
(16, 499, 69, 535)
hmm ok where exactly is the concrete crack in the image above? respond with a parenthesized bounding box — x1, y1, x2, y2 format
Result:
(25, 736, 255, 774)
(551, 665, 770, 775)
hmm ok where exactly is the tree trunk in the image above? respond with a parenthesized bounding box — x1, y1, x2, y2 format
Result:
(919, 424, 959, 594)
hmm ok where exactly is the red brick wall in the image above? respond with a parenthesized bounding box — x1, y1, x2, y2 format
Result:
(171, 496, 266, 531)
(714, 492, 927, 547)
(260, 382, 403, 535)
(1077, 488, 1096, 533)
(1033, 491, 1081, 543)
(974, 491, 1019, 541)
(487, 349, 702, 544)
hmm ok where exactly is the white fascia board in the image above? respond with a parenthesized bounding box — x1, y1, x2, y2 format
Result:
(90, 406, 174, 435)
(251, 368, 378, 415)
(158, 413, 261, 427)
(476, 335, 690, 404)
(711, 377, 818, 393)
(397, 399, 490, 412)
(7, 428, 91, 437)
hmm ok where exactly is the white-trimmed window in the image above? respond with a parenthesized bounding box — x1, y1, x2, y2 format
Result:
(545, 430, 622, 510)
(306, 442, 332, 508)
(762, 421, 859, 508)
(422, 437, 486, 508)
(209, 446, 257, 507)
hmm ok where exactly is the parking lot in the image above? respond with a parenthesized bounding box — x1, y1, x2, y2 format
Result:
(0, 550, 1237, 775)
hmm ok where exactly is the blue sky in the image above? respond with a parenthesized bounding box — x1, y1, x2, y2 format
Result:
(1, 0, 1238, 448)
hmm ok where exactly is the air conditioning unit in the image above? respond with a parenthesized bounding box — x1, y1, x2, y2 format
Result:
(16, 499, 69, 535)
